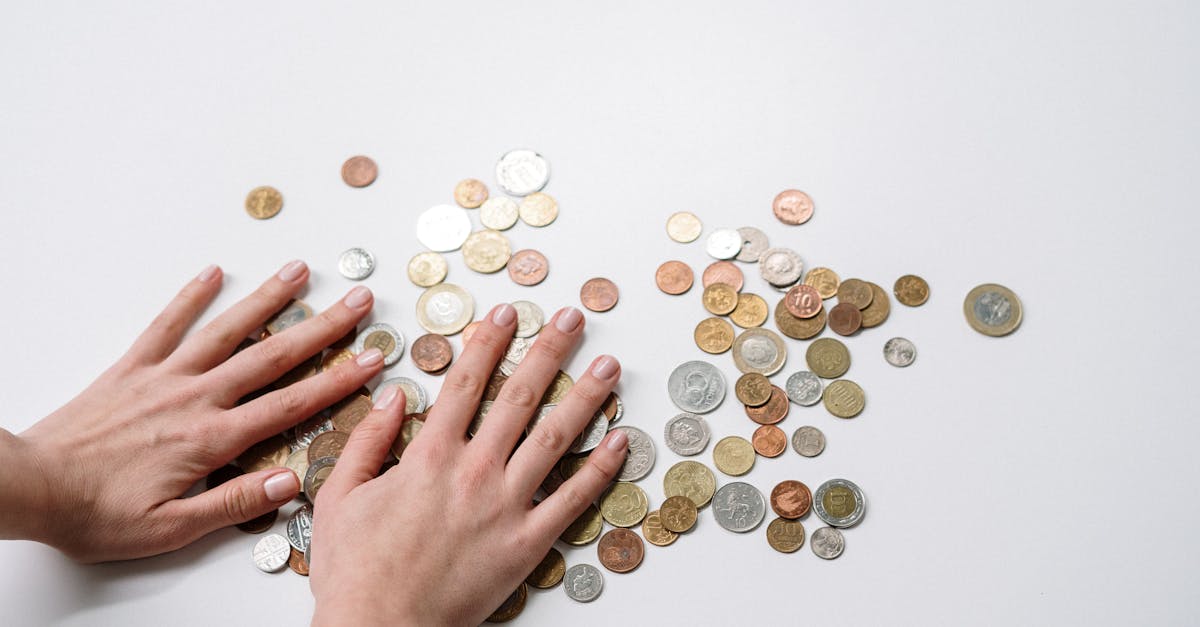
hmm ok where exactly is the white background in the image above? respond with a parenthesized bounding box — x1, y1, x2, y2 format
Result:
(2, 1, 1198, 625)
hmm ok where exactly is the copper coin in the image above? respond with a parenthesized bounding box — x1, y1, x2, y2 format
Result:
(772, 189, 814, 225)
(507, 249, 549, 286)
(412, 333, 453, 373)
(483, 371, 507, 402)
(307, 430, 349, 463)
(828, 302, 863, 336)
(341, 156, 378, 188)
(454, 178, 490, 208)
(287, 547, 309, 576)
(744, 385, 789, 425)
(752, 425, 787, 458)
(734, 372, 772, 407)
(701, 260, 744, 292)
(655, 260, 694, 295)
(597, 528, 645, 573)
(784, 284, 823, 319)
(580, 277, 619, 312)
(770, 480, 813, 519)
(485, 583, 527, 623)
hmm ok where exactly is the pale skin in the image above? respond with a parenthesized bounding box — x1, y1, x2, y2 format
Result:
(0, 261, 626, 626)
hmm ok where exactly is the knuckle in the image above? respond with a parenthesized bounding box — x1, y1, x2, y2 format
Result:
(533, 336, 568, 363)
(314, 308, 343, 336)
(475, 329, 511, 355)
(456, 456, 499, 493)
(557, 483, 591, 514)
(528, 422, 567, 455)
(442, 368, 482, 398)
(499, 381, 538, 410)
(571, 381, 607, 407)
(256, 338, 293, 374)
(271, 387, 308, 419)
(221, 482, 257, 523)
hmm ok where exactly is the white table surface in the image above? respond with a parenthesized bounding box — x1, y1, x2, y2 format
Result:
(2, 1, 1198, 625)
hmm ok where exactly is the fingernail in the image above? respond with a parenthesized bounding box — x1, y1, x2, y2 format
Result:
(374, 385, 398, 410)
(344, 286, 372, 309)
(278, 260, 306, 282)
(264, 471, 299, 501)
(605, 429, 628, 451)
(591, 355, 619, 380)
(555, 306, 583, 333)
(492, 303, 517, 326)
(197, 264, 220, 283)
(356, 347, 383, 367)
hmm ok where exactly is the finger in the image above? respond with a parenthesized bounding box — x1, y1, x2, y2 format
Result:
(470, 306, 585, 455)
(525, 429, 627, 538)
(419, 303, 517, 441)
(125, 264, 223, 365)
(208, 286, 374, 403)
(318, 386, 405, 506)
(168, 260, 309, 373)
(157, 468, 299, 545)
(506, 354, 620, 496)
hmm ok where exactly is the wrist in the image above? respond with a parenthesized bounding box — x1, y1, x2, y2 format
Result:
(0, 429, 54, 542)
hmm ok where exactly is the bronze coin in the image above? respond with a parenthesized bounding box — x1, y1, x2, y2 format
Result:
(828, 302, 863, 336)
(752, 425, 787, 458)
(308, 430, 350, 463)
(659, 495, 699, 533)
(597, 528, 645, 573)
(525, 548, 566, 589)
(894, 274, 930, 307)
(772, 189, 814, 225)
(390, 412, 427, 459)
(655, 260, 695, 295)
(784, 284, 823, 319)
(412, 333, 453, 373)
(580, 277, 619, 312)
(860, 282, 891, 328)
(770, 480, 813, 519)
(340, 156, 378, 188)
(244, 186, 283, 219)
(745, 385, 789, 425)
(734, 372, 772, 407)
(237, 434, 291, 473)
(287, 547, 309, 576)
(701, 260, 744, 292)
(454, 178, 490, 209)
(330, 393, 372, 432)
(774, 298, 826, 340)
(507, 249, 549, 286)
(484, 583, 527, 623)
(837, 278, 874, 310)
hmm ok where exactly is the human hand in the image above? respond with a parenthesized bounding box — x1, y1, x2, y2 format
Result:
(309, 303, 627, 626)
(6, 261, 384, 563)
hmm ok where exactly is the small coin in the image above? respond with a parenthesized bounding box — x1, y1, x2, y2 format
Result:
(416, 204, 472, 252)
(712, 482, 767, 533)
(600, 482, 650, 528)
(702, 283, 739, 316)
(480, 197, 520, 230)
(285, 504, 313, 552)
(526, 548, 567, 589)
(659, 495, 699, 533)
(752, 424, 787, 458)
(774, 299, 826, 340)
(667, 361, 726, 414)
(237, 435, 291, 473)
(701, 261, 744, 291)
(663, 460, 717, 508)
(642, 510, 678, 547)
(894, 274, 930, 306)
(736, 226, 770, 263)
(806, 337, 850, 379)
(511, 300, 544, 338)
(784, 371, 823, 406)
(562, 564, 604, 603)
(453, 178, 489, 208)
(805, 267, 841, 299)
(245, 186, 283, 220)
(735, 372, 772, 407)
(770, 480, 813, 519)
(814, 478, 867, 528)
(837, 278, 873, 310)
(784, 284, 823, 319)
(964, 283, 1023, 337)
(303, 457, 337, 502)
(666, 211, 703, 243)
(812, 526, 846, 559)
(731, 328, 787, 376)
(663, 413, 712, 456)
(730, 292, 769, 328)
(772, 189, 814, 225)
(613, 426, 655, 482)
(508, 249, 549, 286)
(265, 299, 313, 335)
(407, 251, 449, 287)
(353, 322, 405, 366)
(252, 533, 291, 572)
(758, 248, 803, 288)
(580, 277, 619, 312)
(330, 394, 372, 432)
(744, 385, 789, 425)
(495, 149, 549, 196)
(462, 230, 512, 274)
(828, 302, 863, 336)
(337, 247, 375, 281)
(485, 583, 527, 623)
(601, 392, 624, 424)
(598, 528, 645, 574)
(340, 156, 377, 188)
(416, 284, 475, 335)
(860, 282, 891, 328)
(713, 436, 756, 476)
(287, 547, 309, 576)
(823, 380, 865, 418)
(518, 192, 558, 227)
(791, 425, 826, 457)
(377, 377, 428, 414)
(560, 504, 604, 545)
(411, 333, 453, 373)
(308, 430, 349, 463)
(766, 517, 806, 553)
(655, 260, 694, 295)
(705, 228, 743, 259)
(883, 337, 917, 367)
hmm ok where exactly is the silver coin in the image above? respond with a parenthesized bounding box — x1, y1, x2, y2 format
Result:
(667, 360, 726, 414)
(285, 504, 313, 552)
(479, 197, 520, 230)
(511, 300, 544, 338)
(303, 457, 337, 503)
(705, 228, 743, 260)
(608, 394, 624, 425)
(376, 376, 428, 414)
(353, 322, 405, 366)
(290, 414, 333, 450)
(524, 404, 557, 437)
(337, 247, 375, 280)
(416, 204, 472, 252)
(731, 328, 787, 376)
(711, 481, 766, 533)
(252, 533, 291, 573)
(563, 564, 604, 603)
(791, 425, 826, 457)
(498, 336, 533, 376)
(758, 248, 803, 287)
(495, 149, 550, 196)
(468, 400, 494, 437)
(663, 413, 712, 456)
(813, 478, 867, 528)
(613, 426, 655, 482)
(735, 226, 770, 263)
(416, 284, 475, 335)
(570, 410, 609, 454)
(265, 300, 313, 335)
(883, 337, 917, 367)
(811, 527, 845, 560)
(785, 371, 824, 406)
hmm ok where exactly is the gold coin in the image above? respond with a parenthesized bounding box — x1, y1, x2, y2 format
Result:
(540, 370, 574, 405)
(859, 282, 891, 328)
(390, 413, 425, 458)
(462, 230, 512, 274)
(713, 436, 756, 476)
(641, 510, 678, 547)
(600, 482, 650, 528)
(518, 192, 558, 227)
(894, 274, 930, 306)
(837, 278, 873, 310)
(558, 455, 588, 480)
(823, 379, 865, 418)
(806, 337, 851, 379)
(735, 372, 773, 407)
(484, 583, 526, 623)
(560, 504, 604, 545)
(774, 299, 825, 340)
(964, 283, 1023, 337)
(237, 434, 290, 472)
(663, 461, 717, 508)
(805, 267, 840, 300)
(666, 211, 703, 243)
(284, 448, 309, 485)
(407, 252, 448, 287)
(822, 485, 858, 518)
(362, 330, 396, 358)
(694, 317, 735, 354)
(525, 548, 566, 589)
(730, 293, 768, 328)
(330, 393, 372, 432)
(453, 178, 489, 209)
(319, 348, 354, 373)
(766, 517, 806, 553)
(659, 495, 698, 533)
(244, 186, 282, 219)
(702, 283, 738, 316)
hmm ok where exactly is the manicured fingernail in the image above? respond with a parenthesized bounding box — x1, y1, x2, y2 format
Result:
(555, 306, 583, 333)
(344, 286, 372, 309)
(197, 264, 220, 282)
(264, 470, 299, 501)
(374, 385, 399, 410)
(605, 429, 628, 451)
(278, 260, 306, 282)
(492, 303, 517, 326)
(357, 347, 383, 367)
(591, 355, 619, 380)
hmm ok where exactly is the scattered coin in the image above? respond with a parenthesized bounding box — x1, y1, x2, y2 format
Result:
(758, 248, 803, 288)
(663, 413, 712, 456)
(485, 583, 527, 623)
(770, 480, 813, 519)
(600, 482, 650, 528)
(774, 299, 826, 340)
(731, 328, 787, 376)
(265, 299, 313, 336)
(407, 251, 449, 287)
(416, 284, 475, 335)
(561, 505, 604, 546)
(518, 192, 558, 227)
(730, 292, 769, 328)
(823, 380, 865, 418)
(829, 302, 863, 336)
(353, 322, 405, 366)
(667, 361, 726, 414)
(735, 372, 772, 407)
(659, 495, 699, 533)
(285, 504, 313, 552)
(655, 260, 694, 295)
(894, 274, 930, 306)
(663, 461, 717, 508)
(330, 393, 372, 432)
(641, 510, 678, 547)
(562, 564, 604, 603)
(736, 226, 770, 262)
(701, 260, 744, 291)
(540, 371, 573, 405)
(837, 278, 873, 310)
(784, 371, 824, 406)
(495, 149, 549, 196)
(245, 186, 283, 220)
(613, 426, 655, 482)
(766, 517, 806, 554)
(666, 211, 703, 243)
(411, 333, 453, 373)
(597, 528, 645, 574)
(508, 249, 549, 286)
(791, 425, 826, 457)
(526, 548, 566, 589)
(806, 337, 850, 379)
(811, 526, 846, 559)
(814, 478, 866, 528)
(804, 267, 840, 299)
(462, 230, 512, 273)
(744, 385, 789, 425)
(772, 189, 814, 225)
(712, 482, 767, 533)
(453, 178, 489, 208)
(340, 156, 378, 188)
(511, 300, 544, 338)
(580, 277, 619, 312)
(390, 413, 426, 459)
(694, 317, 735, 354)
(319, 348, 354, 373)
(752, 425, 787, 458)
(416, 204, 472, 252)
(964, 283, 1023, 337)
(705, 228, 743, 259)
(713, 436, 756, 476)
(883, 337, 917, 367)
(702, 283, 738, 316)
(480, 197, 520, 230)
(252, 534, 291, 573)
(337, 247, 375, 280)
(784, 284, 823, 319)
(859, 282, 891, 328)
(303, 457, 336, 502)
(287, 547, 309, 576)
(290, 415, 331, 450)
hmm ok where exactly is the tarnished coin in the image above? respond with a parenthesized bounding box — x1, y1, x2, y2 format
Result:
(613, 426, 655, 482)
(245, 186, 283, 220)
(511, 300, 544, 338)
(308, 430, 348, 463)
(462, 230, 512, 274)
(558, 454, 588, 481)
(712, 482, 767, 533)
(540, 370, 574, 405)
(791, 425, 826, 457)
(642, 510, 678, 547)
(667, 361, 726, 413)
(560, 504, 604, 545)
(286, 504, 313, 552)
(702, 283, 738, 316)
(265, 299, 313, 335)
(784, 284, 823, 319)
(666, 211, 703, 243)
(495, 149, 549, 196)
(341, 156, 377, 188)
(453, 178, 489, 209)
(288, 547, 309, 576)
(480, 197, 520, 230)
(377, 377, 428, 414)
(508, 249, 549, 286)
(600, 482, 650, 528)
(391, 413, 426, 458)
(411, 333, 453, 373)
(705, 228, 742, 259)
(772, 189, 814, 225)
(526, 548, 566, 589)
(252, 533, 291, 572)
(664, 413, 712, 456)
(883, 337, 917, 367)
(758, 248, 803, 288)
(570, 410, 609, 454)
(837, 278, 873, 310)
(655, 260, 694, 295)
(744, 385, 789, 425)
(731, 328, 787, 376)
(736, 226, 770, 263)
(860, 282, 891, 328)
(580, 277, 619, 312)
(416, 284, 475, 335)
(752, 424, 787, 458)
(785, 371, 824, 406)
(730, 292, 769, 328)
(823, 380, 865, 418)
(694, 317, 735, 354)
(774, 299, 825, 340)
(771, 480, 813, 519)
(805, 267, 841, 299)
(485, 583, 527, 623)
(330, 394, 372, 432)
(319, 348, 354, 373)
(416, 204, 472, 252)
(407, 251, 449, 287)
(518, 192, 558, 227)
(814, 478, 866, 528)
(660, 495, 699, 533)
(829, 302, 863, 336)
(562, 564, 604, 603)
(303, 457, 337, 502)
(238, 435, 291, 473)
(713, 436, 756, 476)
(702, 261, 744, 291)
(663, 460, 717, 508)
(337, 247, 375, 280)
(964, 283, 1023, 337)
(766, 517, 806, 553)
(353, 322, 404, 366)
(894, 274, 930, 306)
(806, 338, 850, 379)
(812, 526, 846, 559)
(735, 372, 772, 407)
(598, 528, 644, 574)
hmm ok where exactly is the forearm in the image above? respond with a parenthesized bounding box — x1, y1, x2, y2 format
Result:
(0, 428, 50, 542)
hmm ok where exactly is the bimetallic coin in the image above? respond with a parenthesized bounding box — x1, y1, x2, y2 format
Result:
(286, 504, 313, 552)
(341, 156, 377, 188)
(731, 328, 787, 376)
(411, 333, 453, 373)
(774, 299, 825, 340)
(337, 247, 375, 280)
(883, 337, 917, 367)
(303, 457, 337, 502)
(837, 278, 873, 310)
(495, 149, 549, 196)
(812, 527, 846, 559)
(453, 178, 489, 208)
(511, 300, 544, 338)
(713, 436, 756, 476)
(561, 505, 604, 546)
(805, 267, 840, 299)
(814, 478, 867, 528)
(758, 248, 803, 288)
(772, 189, 814, 225)
(730, 292, 769, 328)
(508, 249, 549, 286)
(659, 495, 699, 533)
(580, 277, 619, 312)
(791, 425, 826, 457)
(407, 251, 449, 287)
(823, 380, 865, 418)
(964, 283, 1023, 337)
(377, 377, 428, 414)
(735, 372, 772, 407)
(416, 204, 472, 252)
(526, 548, 566, 589)
(705, 228, 742, 260)
(664, 413, 712, 456)
(666, 211, 702, 243)
(480, 197, 520, 230)
(598, 528, 644, 573)
(894, 274, 930, 306)
(663, 461, 717, 508)
(736, 226, 770, 263)
(600, 482, 649, 528)
(462, 230, 512, 274)
(667, 361, 726, 414)
(642, 510, 678, 546)
(265, 299, 313, 335)
(518, 192, 558, 227)
(806, 338, 850, 379)
(694, 317, 735, 354)
(245, 186, 283, 220)
(766, 517, 806, 553)
(785, 371, 824, 406)
(655, 260, 694, 295)
(569, 410, 609, 454)
(860, 282, 891, 328)
(613, 426, 655, 482)
(308, 430, 349, 463)
(416, 284, 475, 335)
(353, 322, 404, 366)
(752, 425, 787, 458)
(485, 583, 527, 623)
(829, 302, 863, 336)
(562, 564, 604, 603)
(770, 480, 813, 519)
(701, 261, 744, 291)
(744, 385, 789, 425)
(252, 534, 291, 572)
(712, 482, 767, 533)
(702, 283, 738, 316)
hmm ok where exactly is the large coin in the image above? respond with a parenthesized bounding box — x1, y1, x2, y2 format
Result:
(659, 495, 699, 533)
(416, 284, 475, 335)
(518, 192, 558, 227)
(744, 385, 789, 425)
(407, 251, 448, 287)
(666, 211, 703, 243)
(252, 533, 291, 572)
(712, 482, 766, 533)
(823, 380, 865, 418)
(811, 526, 846, 559)
(705, 228, 742, 259)
(562, 564, 604, 603)
(377, 376, 428, 414)
(806, 337, 850, 379)
(894, 274, 930, 306)
(784, 371, 823, 406)
(337, 247, 375, 280)
(964, 283, 1022, 336)
(642, 510, 678, 547)
(772, 189, 814, 225)
(599, 482, 649, 528)
(307, 430, 349, 463)
(416, 204, 472, 252)
(667, 361, 726, 413)
(462, 230, 512, 273)
(693, 317, 735, 354)
(303, 457, 337, 502)
(883, 337, 917, 367)
(613, 426, 655, 482)
(713, 436, 756, 476)
(480, 197, 520, 230)
(736, 226, 770, 262)
(663, 461, 717, 508)
(731, 328, 786, 376)
(245, 186, 283, 220)
(353, 322, 405, 366)
(859, 282, 891, 328)
(495, 149, 549, 196)
(766, 517, 806, 553)
(286, 504, 313, 552)
(837, 278, 873, 310)
(758, 248, 803, 288)
(791, 425, 826, 457)
(814, 478, 866, 528)
(597, 528, 644, 574)
(774, 298, 825, 340)
(663, 413, 712, 456)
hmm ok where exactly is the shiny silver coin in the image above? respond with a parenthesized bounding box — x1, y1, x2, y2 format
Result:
(511, 300, 544, 338)
(376, 377, 428, 414)
(570, 410, 609, 454)
(479, 197, 520, 230)
(303, 457, 337, 503)
(785, 371, 823, 406)
(811, 527, 845, 560)
(563, 564, 604, 603)
(353, 322, 405, 366)
(731, 328, 787, 376)
(663, 413, 712, 456)
(791, 425, 826, 457)
(735, 226, 769, 263)
(416, 284, 475, 335)
(813, 478, 867, 528)
(416, 204, 472, 252)
(290, 414, 333, 450)
(883, 337, 917, 367)
(337, 247, 375, 280)
(495, 149, 550, 196)
(667, 360, 726, 414)
(252, 533, 291, 573)
(613, 426, 655, 482)
(498, 336, 533, 376)
(758, 248, 803, 287)
(711, 481, 766, 533)
(705, 228, 743, 260)
(285, 504, 313, 552)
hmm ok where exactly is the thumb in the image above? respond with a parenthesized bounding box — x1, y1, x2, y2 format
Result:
(162, 468, 299, 545)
